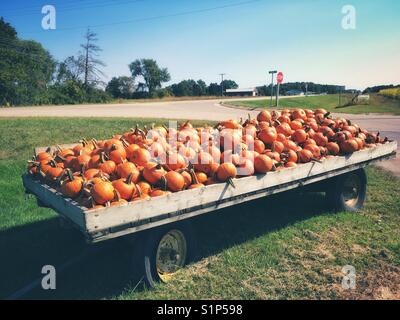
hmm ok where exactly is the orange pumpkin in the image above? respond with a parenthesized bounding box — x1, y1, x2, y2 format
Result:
(108, 144, 127, 164)
(297, 149, 313, 163)
(254, 155, 273, 173)
(257, 110, 272, 123)
(60, 169, 83, 198)
(91, 181, 115, 204)
(216, 163, 237, 182)
(258, 127, 277, 144)
(164, 171, 185, 192)
(137, 181, 152, 195)
(116, 161, 139, 181)
(143, 162, 166, 185)
(129, 148, 151, 166)
(112, 173, 138, 200)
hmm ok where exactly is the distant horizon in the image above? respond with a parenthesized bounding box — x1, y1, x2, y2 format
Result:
(1, 0, 399, 91)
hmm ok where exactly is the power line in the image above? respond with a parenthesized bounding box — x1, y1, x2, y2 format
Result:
(20, 0, 263, 34)
(1, 0, 146, 18)
(0, 0, 126, 14)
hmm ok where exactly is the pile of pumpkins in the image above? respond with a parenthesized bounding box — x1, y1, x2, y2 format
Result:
(27, 109, 388, 209)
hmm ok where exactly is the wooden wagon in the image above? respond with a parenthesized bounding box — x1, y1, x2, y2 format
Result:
(23, 141, 397, 286)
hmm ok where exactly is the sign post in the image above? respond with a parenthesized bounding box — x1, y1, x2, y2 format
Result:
(276, 71, 283, 107)
(268, 70, 277, 107)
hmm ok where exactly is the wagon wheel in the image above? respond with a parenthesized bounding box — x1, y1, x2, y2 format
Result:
(326, 168, 367, 212)
(133, 222, 197, 287)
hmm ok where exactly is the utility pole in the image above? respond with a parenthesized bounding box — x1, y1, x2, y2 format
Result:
(268, 70, 277, 107)
(305, 83, 308, 97)
(219, 73, 226, 96)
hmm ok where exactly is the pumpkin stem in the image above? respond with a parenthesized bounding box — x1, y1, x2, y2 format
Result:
(55, 171, 66, 186)
(90, 197, 97, 208)
(160, 175, 167, 191)
(65, 168, 74, 181)
(121, 138, 129, 148)
(55, 154, 66, 162)
(163, 163, 172, 172)
(311, 157, 323, 163)
(190, 168, 199, 185)
(49, 159, 57, 167)
(100, 152, 109, 163)
(126, 173, 133, 185)
(155, 163, 162, 170)
(91, 138, 99, 149)
(114, 189, 121, 202)
(135, 183, 143, 197)
(227, 177, 236, 189)
(38, 165, 46, 178)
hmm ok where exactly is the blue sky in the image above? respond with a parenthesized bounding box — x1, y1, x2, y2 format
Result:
(1, 0, 399, 89)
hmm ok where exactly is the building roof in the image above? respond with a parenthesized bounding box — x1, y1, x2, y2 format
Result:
(225, 87, 257, 93)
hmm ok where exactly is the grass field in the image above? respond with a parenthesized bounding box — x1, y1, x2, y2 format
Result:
(225, 94, 400, 115)
(0, 118, 399, 300)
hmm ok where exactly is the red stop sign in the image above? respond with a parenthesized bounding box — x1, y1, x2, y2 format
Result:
(277, 72, 284, 84)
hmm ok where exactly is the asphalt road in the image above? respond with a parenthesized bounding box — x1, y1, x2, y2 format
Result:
(0, 98, 398, 176)
(0, 98, 262, 120)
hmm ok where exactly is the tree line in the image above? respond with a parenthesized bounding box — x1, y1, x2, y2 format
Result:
(257, 82, 345, 96)
(0, 18, 239, 105)
(0, 17, 360, 106)
(363, 84, 400, 94)
(0, 18, 110, 106)
(106, 75, 239, 99)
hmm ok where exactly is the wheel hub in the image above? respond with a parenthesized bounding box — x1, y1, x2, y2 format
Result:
(156, 230, 187, 282)
(343, 174, 361, 207)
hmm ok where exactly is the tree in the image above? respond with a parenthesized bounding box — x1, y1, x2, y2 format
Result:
(207, 82, 221, 96)
(221, 79, 238, 90)
(55, 55, 85, 84)
(194, 80, 208, 96)
(106, 76, 135, 99)
(80, 28, 106, 87)
(129, 59, 170, 97)
(0, 18, 55, 105)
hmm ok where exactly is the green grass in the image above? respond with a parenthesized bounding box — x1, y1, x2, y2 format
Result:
(225, 94, 400, 115)
(0, 118, 399, 299)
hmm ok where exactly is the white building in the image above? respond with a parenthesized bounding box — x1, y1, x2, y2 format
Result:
(225, 87, 258, 97)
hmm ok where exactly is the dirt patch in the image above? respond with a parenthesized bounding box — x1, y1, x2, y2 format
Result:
(0, 150, 15, 160)
(339, 260, 400, 300)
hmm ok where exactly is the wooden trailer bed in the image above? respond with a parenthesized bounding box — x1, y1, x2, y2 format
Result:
(23, 141, 397, 243)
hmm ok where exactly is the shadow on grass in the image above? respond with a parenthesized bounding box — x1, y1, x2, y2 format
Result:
(1, 189, 330, 300)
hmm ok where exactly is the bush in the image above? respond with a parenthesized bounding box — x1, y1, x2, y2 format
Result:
(379, 88, 400, 100)
(44, 82, 112, 105)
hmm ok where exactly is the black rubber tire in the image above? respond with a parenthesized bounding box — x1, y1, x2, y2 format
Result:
(135, 221, 197, 288)
(326, 168, 367, 212)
